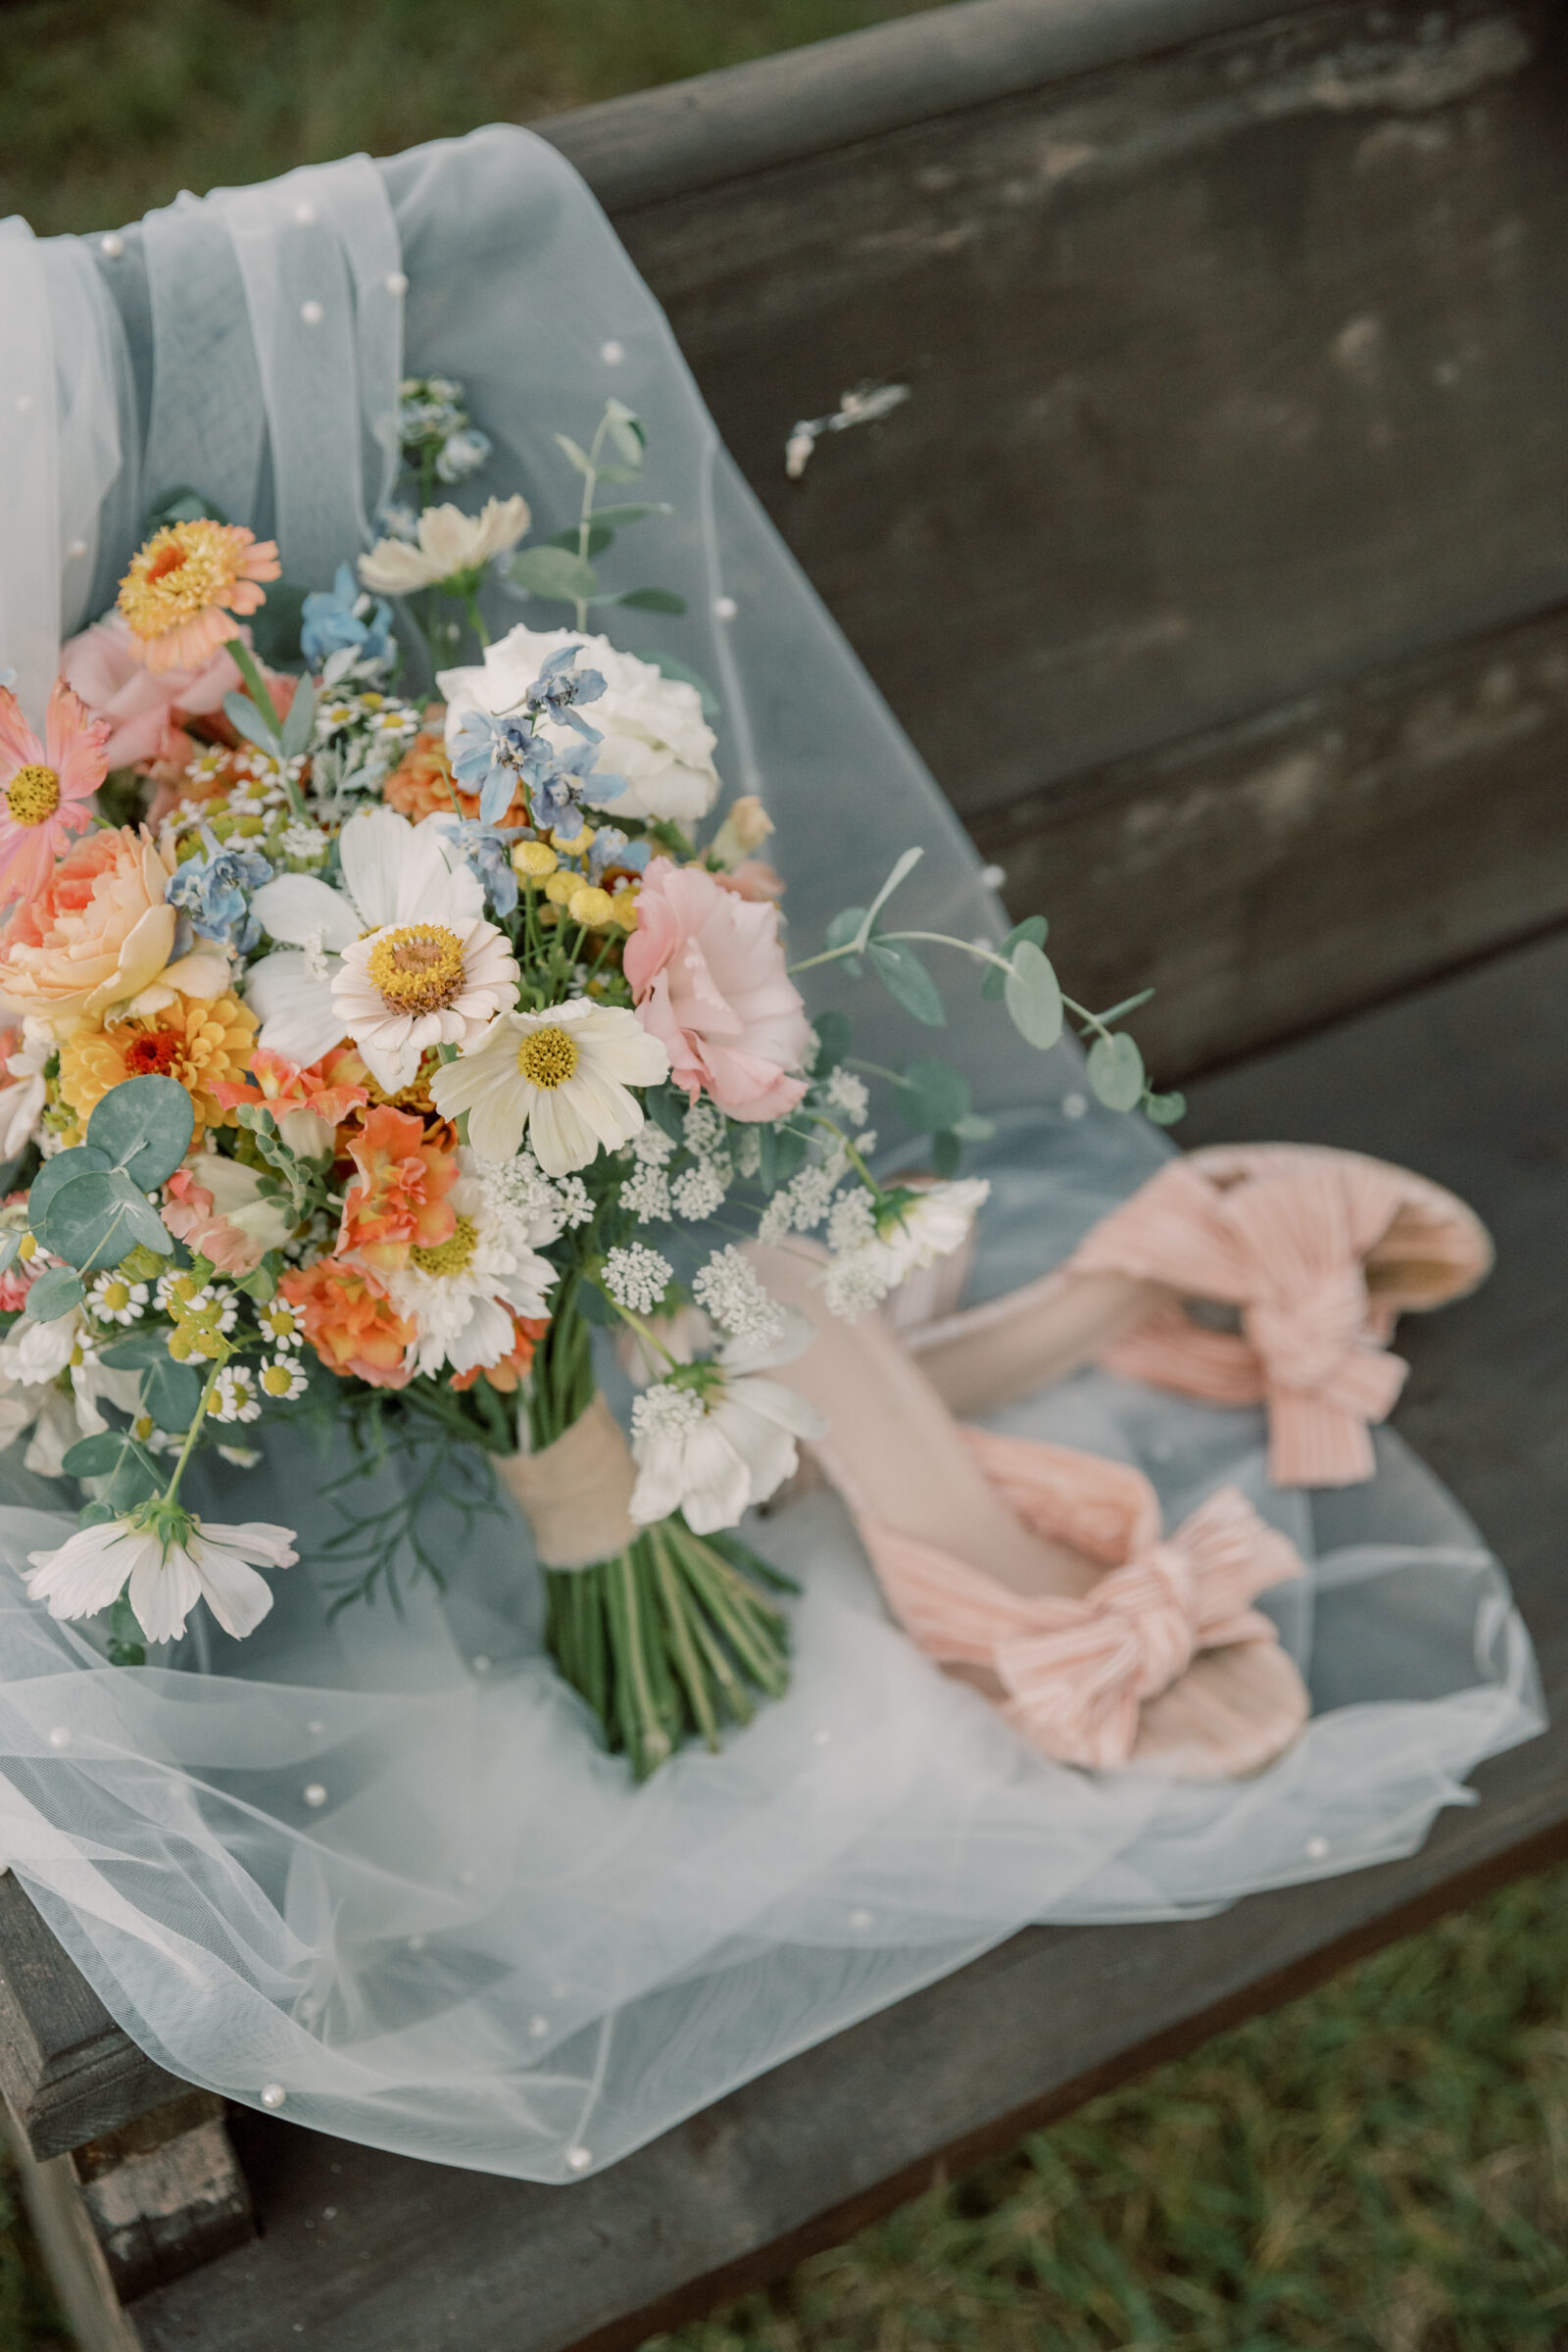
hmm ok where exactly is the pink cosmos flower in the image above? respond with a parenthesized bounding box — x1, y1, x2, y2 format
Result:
(61, 612, 246, 772)
(623, 856, 811, 1123)
(0, 679, 110, 907)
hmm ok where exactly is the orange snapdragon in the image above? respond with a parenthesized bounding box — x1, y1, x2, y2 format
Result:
(277, 1260, 415, 1389)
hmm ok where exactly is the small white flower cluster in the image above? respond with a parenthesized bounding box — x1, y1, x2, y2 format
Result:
(277, 819, 331, 868)
(670, 1158, 729, 1222)
(472, 1152, 591, 1244)
(619, 1160, 670, 1222)
(819, 1068, 870, 1126)
(629, 1382, 706, 1447)
(826, 1188, 877, 1253)
(691, 1248, 786, 1352)
(821, 1179, 992, 1323)
(603, 1245, 673, 1315)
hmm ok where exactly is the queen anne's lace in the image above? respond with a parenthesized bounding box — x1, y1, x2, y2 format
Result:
(603, 1245, 673, 1314)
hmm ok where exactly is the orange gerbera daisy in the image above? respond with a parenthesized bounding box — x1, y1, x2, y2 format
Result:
(277, 1259, 415, 1388)
(118, 520, 280, 675)
(57, 991, 259, 1142)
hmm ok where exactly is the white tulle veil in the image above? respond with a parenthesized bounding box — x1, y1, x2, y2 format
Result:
(0, 126, 1542, 2180)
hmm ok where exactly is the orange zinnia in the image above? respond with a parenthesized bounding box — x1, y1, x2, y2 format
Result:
(337, 1103, 460, 1272)
(118, 519, 280, 674)
(277, 1260, 415, 1388)
(57, 990, 259, 1143)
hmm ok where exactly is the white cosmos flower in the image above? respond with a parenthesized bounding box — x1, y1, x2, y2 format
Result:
(0, 1019, 50, 1159)
(24, 1516, 298, 1644)
(357, 497, 531, 596)
(628, 1316, 824, 1535)
(375, 1160, 557, 1379)
(430, 1000, 668, 1178)
(245, 807, 509, 1089)
(823, 1178, 992, 1320)
(439, 623, 721, 825)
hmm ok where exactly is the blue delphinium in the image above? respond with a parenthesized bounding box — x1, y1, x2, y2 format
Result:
(451, 653, 628, 829)
(300, 564, 395, 671)
(427, 815, 522, 918)
(167, 831, 274, 954)
(588, 826, 650, 882)
(527, 645, 607, 739)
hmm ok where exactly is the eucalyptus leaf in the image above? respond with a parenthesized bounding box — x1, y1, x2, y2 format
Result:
(825, 906, 866, 955)
(867, 939, 946, 1028)
(603, 399, 647, 465)
(931, 1128, 962, 1180)
(553, 433, 596, 478)
(61, 1432, 136, 1480)
(646, 1083, 688, 1147)
(24, 1265, 83, 1321)
(280, 673, 317, 760)
(223, 690, 282, 755)
(0, 1232, 18, 1279)
(897, 1056, 969, 1132)
(100, 1326, 173, 1370)
(589, 463, 643, 486)
(858, 846, 924, 948)
(548, 524, 613, 558)
(506, 545, 599, 604)
(952, 1112, 998, 1142)
(27, 1145, 111, 1234)
(1145, 1090, 1187, 1127)
(609, 586, 686, 615)
(808, 1010, 852, 1076)
(1004, 939, 1064, 1051)
(101, 1449, 161, 1514)
(86, 1075, 194, 1187)
(143, 1354, 204, 1429)
(758, 1121, 808, 1194)
(36, 1170, 172, 1271)
(982, 914, 1049, 1002)
(583, 503, 670, 530)
(1087, 1030, 1147, 1112)
(142, 485, 226, 533)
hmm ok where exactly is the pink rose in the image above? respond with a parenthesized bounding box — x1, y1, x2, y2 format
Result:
(61, 614, 292, 773)
(623, 857, 811, 1122)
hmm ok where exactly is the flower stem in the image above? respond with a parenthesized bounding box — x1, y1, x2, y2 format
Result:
(161, 1359, 225, 1508)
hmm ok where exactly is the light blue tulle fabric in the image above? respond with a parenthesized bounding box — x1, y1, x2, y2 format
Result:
(0, 126, 1542, 2181)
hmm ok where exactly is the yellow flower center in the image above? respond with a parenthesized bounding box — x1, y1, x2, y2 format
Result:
(261, 1361, 298, 1396)
(119, 520, 241, 641)
(100, 1280, 131, 1312)
(516, 1026, 579, 1091)
(366, 923, 466, 1015)
(6, 764, 60, 826)
(409, 1212, 480, 1280)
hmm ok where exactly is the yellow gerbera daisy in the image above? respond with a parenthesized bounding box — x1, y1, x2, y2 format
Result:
(59, 993, 260, 1142)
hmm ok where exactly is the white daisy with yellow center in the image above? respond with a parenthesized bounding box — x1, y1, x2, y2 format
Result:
(373, 1158, 558, 1378)
(431, 999, 669, 1178)
(244, 806, 517, 1092)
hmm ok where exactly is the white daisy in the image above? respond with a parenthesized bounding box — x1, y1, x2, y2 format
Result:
(430, 1000, 668, 1178)
(245, 807, 507, 1087)
(24, 1515, 298, 1644)
(628, 1316, 824, 1535)
(0, 1020, 51, 1160)
(375, 1159, 557, 1379)
(87, 1272, 149, 1326)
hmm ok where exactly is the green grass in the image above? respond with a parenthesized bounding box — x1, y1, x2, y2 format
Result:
(0, 0, 946, 237)
(655, 1863, 1568, 2352)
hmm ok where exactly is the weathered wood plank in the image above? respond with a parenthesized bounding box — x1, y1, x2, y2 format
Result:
(71, 2093, 254, 2303)
(972, 594, 1568, 1079)
(583, 0, 1568, 824)
(0, 1874, 187, 2165)
(127, 925, 1568, 2352)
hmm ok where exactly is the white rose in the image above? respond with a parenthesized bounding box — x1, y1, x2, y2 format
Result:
(440, 624, 721, 826)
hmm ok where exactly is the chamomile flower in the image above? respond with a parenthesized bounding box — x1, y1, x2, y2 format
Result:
(258, 1354, 308, 1403)
(209, 1367, 262, 1424)
(258, 1299, 306, 1350)
(87, 1271, 149, 1326)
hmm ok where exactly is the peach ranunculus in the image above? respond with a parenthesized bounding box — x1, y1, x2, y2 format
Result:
(61, 613, 247, 772)
(623, 857, 812, 1123)
(57, 990, 259, 1144)
(0, 825, 226, 1024)
(162, 1157, 293, 1277)
(117, 519, 280, 675)
(210, 1048, 369, 1161)
(277, 1259, 415, 1388)
(337, 1104, 460, 1273)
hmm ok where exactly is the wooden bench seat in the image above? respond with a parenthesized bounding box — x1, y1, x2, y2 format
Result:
(3, 0, 1567, 2337)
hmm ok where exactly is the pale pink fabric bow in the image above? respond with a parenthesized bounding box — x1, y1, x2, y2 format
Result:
(863, 1429, 1303, 1772)
(1072, 1151, 1420, 1487)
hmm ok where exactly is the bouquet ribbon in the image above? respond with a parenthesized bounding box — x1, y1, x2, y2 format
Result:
(498, 1395, 641, 1571)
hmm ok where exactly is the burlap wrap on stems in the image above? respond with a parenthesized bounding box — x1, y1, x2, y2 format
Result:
(497, 1394, 642, 1571)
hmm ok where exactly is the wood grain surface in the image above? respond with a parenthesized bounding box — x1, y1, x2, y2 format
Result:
(127, 926, 1568, 2352)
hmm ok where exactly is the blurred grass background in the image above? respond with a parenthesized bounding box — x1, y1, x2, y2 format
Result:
(2, 4, 1567, 2348)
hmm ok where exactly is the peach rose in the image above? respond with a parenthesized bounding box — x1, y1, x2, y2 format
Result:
(0, 826, 175, 1020)
(622, 856, 811, 1123)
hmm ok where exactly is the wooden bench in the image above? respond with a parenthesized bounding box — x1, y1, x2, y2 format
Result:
(6, 0, 1568, 2341)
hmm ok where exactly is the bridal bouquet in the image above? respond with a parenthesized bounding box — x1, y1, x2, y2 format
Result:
(0, 380, 1174, 1772)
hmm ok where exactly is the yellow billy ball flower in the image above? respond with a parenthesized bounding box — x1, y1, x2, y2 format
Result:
(551, 823, 595, 858)
(544, 871, 579, 907)
(512, 840, 558, 881)
(566, 886, 615, 930)
(610, 887, 639, 931)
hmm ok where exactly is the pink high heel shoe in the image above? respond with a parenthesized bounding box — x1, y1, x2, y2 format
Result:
(755, 1245, 1310, 1780)
(905, 1145, 1492, 1487)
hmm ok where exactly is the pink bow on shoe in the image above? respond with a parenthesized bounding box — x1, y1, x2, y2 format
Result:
(862, 1429, 1303, 1772)
(1074, 1152, 1420, 1487)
